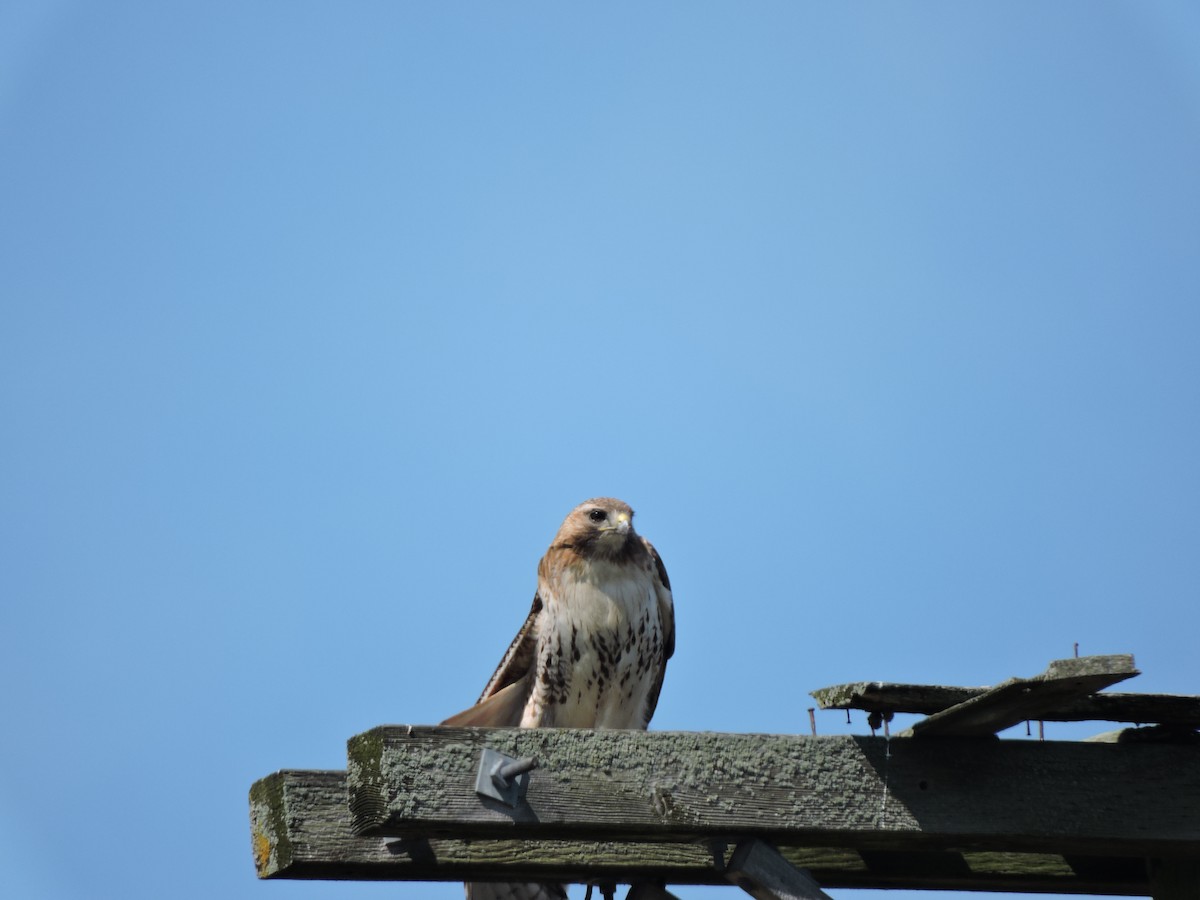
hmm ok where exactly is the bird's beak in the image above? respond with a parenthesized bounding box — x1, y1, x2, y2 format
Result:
(615, 512, 631, 534)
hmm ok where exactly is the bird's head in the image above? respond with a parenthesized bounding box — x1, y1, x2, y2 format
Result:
(554, 497, 637, 559)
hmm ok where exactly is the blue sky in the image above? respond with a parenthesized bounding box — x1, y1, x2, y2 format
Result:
(2, 3, 1198, 899)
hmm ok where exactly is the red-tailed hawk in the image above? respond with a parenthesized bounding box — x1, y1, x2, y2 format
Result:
(443, 498, 675, 900)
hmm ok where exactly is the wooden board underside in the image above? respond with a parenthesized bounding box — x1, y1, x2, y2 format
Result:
(250, 769, 1157, 894)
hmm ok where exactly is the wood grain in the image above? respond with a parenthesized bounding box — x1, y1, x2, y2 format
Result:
(905, 655, 1139, 737)
(345, 726, 1200, 859)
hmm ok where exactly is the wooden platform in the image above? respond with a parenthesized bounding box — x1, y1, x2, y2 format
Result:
(250, 653, 1200, 898)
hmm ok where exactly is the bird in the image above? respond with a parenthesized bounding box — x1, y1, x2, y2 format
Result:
(442, 497, 675, 900)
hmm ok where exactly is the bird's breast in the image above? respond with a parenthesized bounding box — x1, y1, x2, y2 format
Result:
(526, 566, 664, 729)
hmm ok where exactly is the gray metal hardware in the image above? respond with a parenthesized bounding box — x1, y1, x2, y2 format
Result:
(474, 747, 537, 807)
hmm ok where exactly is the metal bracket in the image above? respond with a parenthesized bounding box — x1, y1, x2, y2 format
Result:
(474, 747, 538, 807)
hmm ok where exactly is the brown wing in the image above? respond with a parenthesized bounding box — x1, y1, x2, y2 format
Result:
(646, 539, 675, 660)
(441, 675, 531, 727)
(440, 593, 541, 727)
(641, 538, 675, 727)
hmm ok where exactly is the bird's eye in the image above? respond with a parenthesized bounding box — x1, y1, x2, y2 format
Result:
(588, 509, 608, 523)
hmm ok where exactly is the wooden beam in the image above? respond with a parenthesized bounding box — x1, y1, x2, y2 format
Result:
(724, 840, 832, 900)
(250, 769, 393, 880)
(1086, 725, 1200, 744)
(810, 655, 1200, 734)
(904, 655, 1139, 737)
(250, 769, 725, 882)
(811, 682, 1200, 730)
(345, 726, 1200, 859)
(250, 769, 1156, 893)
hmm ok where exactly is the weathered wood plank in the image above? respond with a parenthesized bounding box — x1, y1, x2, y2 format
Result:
(811, 654, 1200, 734)
(811, 681, 973, 714)
(903, 655, 1140, 737)
(249, 769, 720, 882)
(249, 769, 1155, 893)
(345, 726, 1200, 859)
(1086, 725, 1200, 744)
(811, 682, 1200, 730)
(250, 769, 398, 880)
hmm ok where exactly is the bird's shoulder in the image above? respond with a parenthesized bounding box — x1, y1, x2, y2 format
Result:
(476, 592, 542, 702)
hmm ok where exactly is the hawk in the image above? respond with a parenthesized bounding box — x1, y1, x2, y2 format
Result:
(442, 497, 675, 900)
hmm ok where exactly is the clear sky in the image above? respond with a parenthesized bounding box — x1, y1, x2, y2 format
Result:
(2, 3, 1198, 900)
